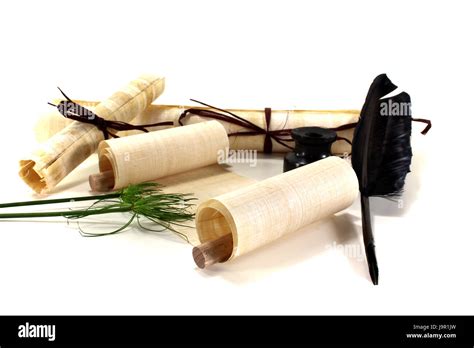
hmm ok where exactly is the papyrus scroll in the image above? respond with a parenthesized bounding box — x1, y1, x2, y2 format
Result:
(96, 121, 230, 190)
(20, 75, 165, 193)
(194, 156, 358, 263)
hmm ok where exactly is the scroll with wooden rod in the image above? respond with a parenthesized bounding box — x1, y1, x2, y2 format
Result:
(192, 156, 359, 268)
(89, 120, 231, 192)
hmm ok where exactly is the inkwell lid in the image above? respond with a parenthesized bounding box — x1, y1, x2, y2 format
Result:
(291, 127, 337, 146)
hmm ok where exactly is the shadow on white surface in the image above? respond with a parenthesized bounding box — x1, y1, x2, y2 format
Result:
(195, 212, 369, 284)
(46, 156, 99, 195)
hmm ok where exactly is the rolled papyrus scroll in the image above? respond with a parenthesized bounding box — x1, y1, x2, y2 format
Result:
(93, 121, 229, 191)
(20, 75, 165, 193)
(193, 156, 358, 267)
(35, 102, 359, 155)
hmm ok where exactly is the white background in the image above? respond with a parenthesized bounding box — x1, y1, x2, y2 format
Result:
(0, 0, 472, 314)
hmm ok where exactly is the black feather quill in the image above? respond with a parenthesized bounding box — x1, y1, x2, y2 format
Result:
(352, 74, 413, 285)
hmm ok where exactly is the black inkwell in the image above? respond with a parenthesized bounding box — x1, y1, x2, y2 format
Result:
(283, 127, 337, 172)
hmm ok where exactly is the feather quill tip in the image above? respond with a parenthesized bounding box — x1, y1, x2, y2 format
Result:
(366, 243, 379, 285)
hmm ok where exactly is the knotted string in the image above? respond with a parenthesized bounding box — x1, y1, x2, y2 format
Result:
(412, 118, 432, 135)
(51, 90, 432, 149)
(179, 99, 294, 153)
(49, 88, 174, 140)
